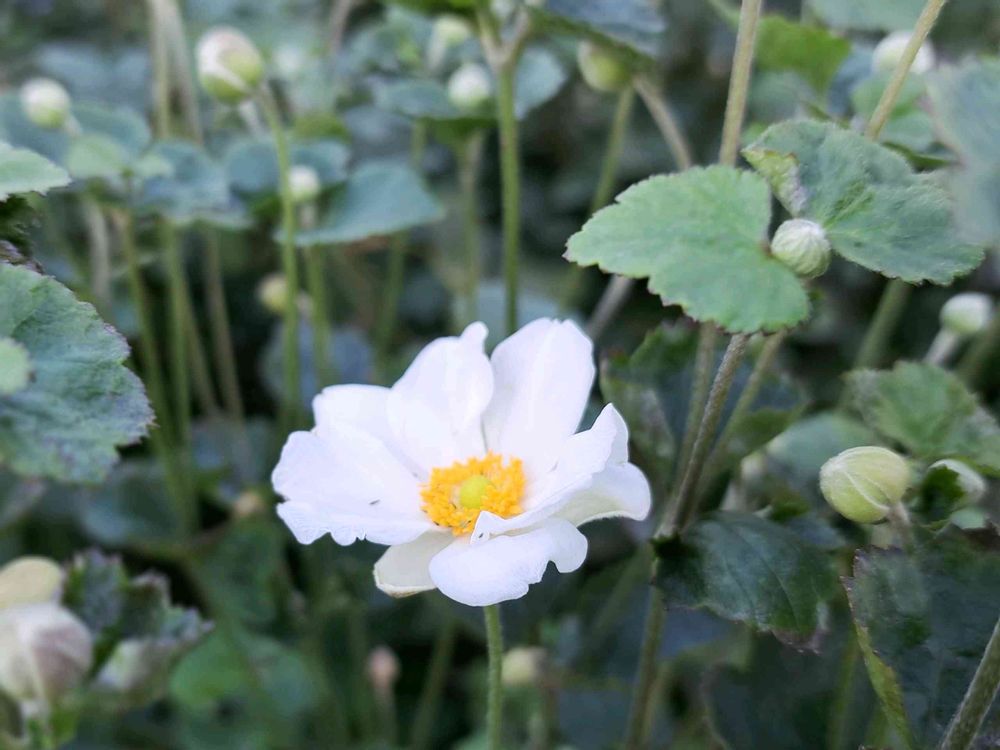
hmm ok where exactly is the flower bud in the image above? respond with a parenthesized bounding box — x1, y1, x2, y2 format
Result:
(257, 273, 290, 315)
(426, 15, 473, 70)
(940, 293, 992, 337)
(20, 78, 71, 130)
(771, 219, 831, 278)
(196, 27, 264, 104)
(927, 459, 986, 508)
(501, 646, 544, 687)
(0, 557, 63, 609)
(447, 63, 493, 110)
(366, 645, 399, 698)
(577, 41, 632, 94)
(872, 31, 936, 76)
(289, 165, 321, 205)
(0, 603, 93, 706)
(819, 446, 910, 523)
(233, 489, 267, 518)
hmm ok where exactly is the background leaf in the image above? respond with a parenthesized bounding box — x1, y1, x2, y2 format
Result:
(806, 0, 924, 31)
(527, 0, 667, 63)
(0, 141, 70, 200)
(755, 16, 850, 93)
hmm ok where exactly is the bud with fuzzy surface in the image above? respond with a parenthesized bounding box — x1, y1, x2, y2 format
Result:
(771, 219, 831, 278)
(197, 27, 264, 104)
(940, 292, 992, 337)
(820, 446, 910, 523)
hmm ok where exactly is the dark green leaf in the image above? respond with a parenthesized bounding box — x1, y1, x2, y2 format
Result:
(755, 16, 851, 93)
(528, 0, 666, 63)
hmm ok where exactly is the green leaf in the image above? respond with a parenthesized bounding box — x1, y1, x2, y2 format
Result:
(851, 74, 935, 153)
(807, 0, 924, 31)
(846, 362, 1000, 475)
(755, 16, 850, 93)
(0, 337, 31, 395)
(566, 166, 809, 333)
(844, 527, 1000, 749)
(514, 47, 569, 120)
(655, 511, 838, 645)
(224, 137, 350, 199)
(65, 132, 128, 179)
(295, 161, 444, 246)
(0, 141, 69, 200)
(376, 78, 483, 123)
(745, 120, 983, 284)
(0, 262, 151, 483)
(527, 0, 667, 63)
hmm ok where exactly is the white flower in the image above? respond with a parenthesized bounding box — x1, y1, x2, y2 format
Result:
(272, 319, 651, 607)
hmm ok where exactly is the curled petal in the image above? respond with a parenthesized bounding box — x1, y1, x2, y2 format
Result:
(374, 532, 452, 597)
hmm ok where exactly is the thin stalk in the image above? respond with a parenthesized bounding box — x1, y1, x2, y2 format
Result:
(673, 324, 719, 496)
(411, 618, 457, 750)
(146, 0, 171, 138)
(159, 0, 204, 143)
(258, 88, 303, 432)
(851, 279, 912, 371)
(827, 635, 860, 750)
(484, 604, 504, 750)
(327, 0, 356, 58)
(375, 235, 407, 379)
(183, 293, 223, 420)
(718, 0, 763, 166)
(202, 231, 244, 421)
(496, 61, 521, 336)
(81, 196, 112, 315)
(305, 244, 335, 387)
(957, 310, 1000, 387)
(623, 587, 666, 750)
(161, 222, 192, 445)
(939, 613, 1000, 750)
(924, 329, 960, 366)
(658, 334, 751, 538)
(458, 134, 485, 328)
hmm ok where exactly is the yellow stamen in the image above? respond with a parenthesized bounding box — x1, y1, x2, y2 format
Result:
(421, 453, 525, 535)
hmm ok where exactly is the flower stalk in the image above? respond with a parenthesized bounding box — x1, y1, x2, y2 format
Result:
(484, 604, 504, 750)
(939, 613, 1000, 750)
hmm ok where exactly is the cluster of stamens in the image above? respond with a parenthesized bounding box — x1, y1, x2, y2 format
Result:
(420, 453, 525, 535)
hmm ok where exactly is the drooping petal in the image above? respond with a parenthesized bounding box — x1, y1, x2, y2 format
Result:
(272, 427, 432, 546)
(483, 319, 595, 481)
(555, 463, 651, 526)
(388, 322, 494, 476)
(373, 532, 452, 597)
(471, 404, 626, 541)
(428, 519, 587, 606)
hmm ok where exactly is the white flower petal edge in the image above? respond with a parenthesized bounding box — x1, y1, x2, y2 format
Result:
(374, 532, 452, 597)
(426, 519, 588, 607)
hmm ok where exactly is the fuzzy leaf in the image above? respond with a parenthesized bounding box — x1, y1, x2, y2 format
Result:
(755, 16, 850, 93)
(0, 141, 70, 200)
(745, 120, 983, 283)
(567, 166, 809, 333)
(846, 362, 1000, 475)
(844, 528, 1000, 749)
(655, 511, 837, 645)
(0, 262, 151, 483)
(528, 0, 666, 63)
(0, 337, 32, 395)
(807, 0, 924, 31)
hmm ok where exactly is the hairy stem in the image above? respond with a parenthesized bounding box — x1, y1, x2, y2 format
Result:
(939, 614, 1000, 750)
(718, 0, 763, 167)
(484, 604, 504, 750)
(623, 587, 666, 750)
(674, 324, 719, 497)
(851, 278, 912, 371)
(80, 196, 112, 315)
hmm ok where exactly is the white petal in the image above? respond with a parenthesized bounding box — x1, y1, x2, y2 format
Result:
(471, 404, 625, 542)
(483, 319, 595, 480)
(272, 428, 432, 546)
(388, 322, 494, 476)
(374, 532, 452, 597)
(555, 463, 651, 526)
(428, 519, 587, 606)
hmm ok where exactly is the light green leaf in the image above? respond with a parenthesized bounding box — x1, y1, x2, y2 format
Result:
(655, 511, 838, 645)
(225, 136, 350, 199)
(296, 161, 444, 246)
(527, 0, 666, 63)
(844, 527, 1000, 749)
(745, 120, 983, 284)
(807, 0, 924, 31)
(846, 362, 1000, 475)
(0, 262, 152, 483)
(0, 337, 31, 395)
(566, 166, 810, 333)
(851, 73, 935, 153)
(66, 132, 129, 179)
(755, 16, 850, 93)
(514, 47, 569, 120)
(0, 141, 69, 200)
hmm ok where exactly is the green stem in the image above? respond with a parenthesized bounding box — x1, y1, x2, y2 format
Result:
(718, 0, 763, 167)
(622, 586, 666, 750)
(183, 291, 223, 420)
(158, 0, 204, 143)
(80, 195, 112, 316)
(957, 308, 1000, 387)
(202, 230, 244, 421)
(484, 604, 504, 750)
(411, 618, 457, 750)
(851, 278, 912, 371)
(939, 613, 1000, 750)
(827, 635, 860, 750)
(146, 0, 172, 138)
(375, 235, 406, 380)
(258, 88, 302, 433)
(305, 244, 336, 387)
(458, 134, 485, 328)
(673, 324, 719, 497)
(496, 60, 521, 336)
(160, 222, 192, 445)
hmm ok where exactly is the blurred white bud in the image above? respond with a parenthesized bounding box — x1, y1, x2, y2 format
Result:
(20, 78, 71, 130)
(0, 603, 93, 706)
(940, 293, 993, 337)
(0, 557, 63, 610)
(820, 446, 910, 524)
(366, 645, 400, 698)
(289, 165, 321, 205)
(577, 41, 631, 93)
(232, 489, 267, 518)
(872, 31, 936, 76)
(257, 273, 290, 315)
(501, 646, 544, 687)
(928, 459, 986, 508)
(197, 27, 264, 104)
(448, 63, 493, 110)
(770, 219, 832, 278)
(426, 15, 474, 71)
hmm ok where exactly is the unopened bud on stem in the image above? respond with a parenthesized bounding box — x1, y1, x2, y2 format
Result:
(20, 79, 71, 130)
(447, 63, 493, 110)
(940, 292, 992, 337)
(197, 27, 264, 104)
(289, 165, 321, 205)
(819, 446, 910, 523)
(771, 219, 831, 278)
(576, 41, 631, 94)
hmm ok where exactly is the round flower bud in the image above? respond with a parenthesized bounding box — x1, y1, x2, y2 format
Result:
(447, 63, 493, 110)
(196, 27, 264, 104)
(501, 646, 544, 687)
(426, 15, 473, 70)
(0, 603, 93, 706)
(20, 78, 71, 130)
(771, 219, 831, 278)
(940, 293, 993, 337)
(819, 446, 910, 523)
(257, 273, 290, 315)
(872, 31, 936, 76)
(289, 165, 321, 205)
(577, 41, 632, 94)
(233, 489, 267, 518)
(0, 557, 63, 610)
(927, 459, 986, 508)
(366, 645, 399, 698)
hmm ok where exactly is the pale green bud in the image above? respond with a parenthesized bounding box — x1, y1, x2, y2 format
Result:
(576, 41, 632, 94)
(940, 293, 992, 337)
(771, 219, 831, 278)
(927, 459, 986, 508)
(501, 646, 544, 687)
(819, 446, 910, 523)
(447, 63, 493, 110)
(257, 272, 291, 315)
(872, 31, 936, 76)
(197, 27, 264, 104)
(0, 557, 63, 609)
(289, 165, 321, 205)
(20, 78, 71, 130)
(0, 603, 93, 706)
